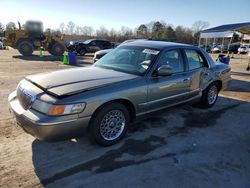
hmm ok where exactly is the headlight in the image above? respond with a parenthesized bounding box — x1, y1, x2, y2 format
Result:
(32, 100, 86, 116)
(32, 100, 51, 114)
(47, 103, 86, 116)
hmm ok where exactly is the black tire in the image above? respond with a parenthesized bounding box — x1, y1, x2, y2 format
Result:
(90, 103, 130, 146)
(50, 42, 64, 56)
(79, 48, 86, 56)
(199, 83, 219, 108)
(17, 41, 34, 56)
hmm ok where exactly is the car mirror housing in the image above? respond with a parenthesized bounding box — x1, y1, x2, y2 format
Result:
(156, 65, 173, 76)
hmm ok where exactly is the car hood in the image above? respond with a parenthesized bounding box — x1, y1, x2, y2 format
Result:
(25, 66, 138, 97)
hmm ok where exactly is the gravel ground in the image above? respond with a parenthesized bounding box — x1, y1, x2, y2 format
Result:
(0, 49, 250, 188)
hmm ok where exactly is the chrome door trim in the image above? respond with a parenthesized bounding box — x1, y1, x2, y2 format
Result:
(139, 89, 200, 107)
(137, 94, 201, 116)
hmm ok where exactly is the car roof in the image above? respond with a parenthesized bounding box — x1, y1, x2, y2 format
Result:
(120, 40, 192, 50)
(86, 39, 109, 42)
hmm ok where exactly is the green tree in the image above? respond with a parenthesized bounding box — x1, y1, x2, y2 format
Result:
(163, 26, 176, 42)
(175, 26, 194, 44)
(137, 24, 148, 38)
(151, 21, 165, 40)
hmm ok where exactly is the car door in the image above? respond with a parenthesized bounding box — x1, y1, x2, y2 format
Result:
(89, 40, 100, 52)
(147, 49, 192, 110)
(183, 48, 212, 93)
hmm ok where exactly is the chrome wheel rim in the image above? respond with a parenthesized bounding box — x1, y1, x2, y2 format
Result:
(208, 85, 218, 104)
(100, 110, 125, 141)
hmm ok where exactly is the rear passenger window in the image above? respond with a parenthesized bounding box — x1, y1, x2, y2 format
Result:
(185, 49, 206, 70)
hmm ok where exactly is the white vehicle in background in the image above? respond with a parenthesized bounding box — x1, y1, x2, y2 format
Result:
(211, 46, 222, 53)
(0, 41, 4, 49)
(238, 45, 250, 54)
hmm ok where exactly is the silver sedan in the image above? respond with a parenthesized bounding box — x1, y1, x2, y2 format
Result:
(9, 40, 231, 146)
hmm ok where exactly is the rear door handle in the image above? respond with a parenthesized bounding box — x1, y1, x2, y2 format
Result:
(183, 78, 191, 82)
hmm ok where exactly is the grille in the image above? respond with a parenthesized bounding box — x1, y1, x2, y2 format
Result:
(16, 85, 34, 110)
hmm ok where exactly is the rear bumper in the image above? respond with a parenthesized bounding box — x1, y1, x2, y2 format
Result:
(221, 77, 231, 91)
(9, 92, 91, 141)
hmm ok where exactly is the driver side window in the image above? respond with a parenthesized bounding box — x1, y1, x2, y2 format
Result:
(157, 49, 184, 73)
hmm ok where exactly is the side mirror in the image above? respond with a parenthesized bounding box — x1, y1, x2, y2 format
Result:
(156, 65, 173, 76)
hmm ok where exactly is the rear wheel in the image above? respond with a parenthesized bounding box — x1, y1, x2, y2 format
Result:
(17, 41, 34, 56)
(50, 42, 64, 56)
(90, 103, 130, 146)
(199, 83, 219, 108)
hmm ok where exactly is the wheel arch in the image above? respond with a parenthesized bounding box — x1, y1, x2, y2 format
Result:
(16, 38, 33, 46)
(202, 79, 222, 92)
(88, 98, 136, 129)
(213, 80, 222, 91)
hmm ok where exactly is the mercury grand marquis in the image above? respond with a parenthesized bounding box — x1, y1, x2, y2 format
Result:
(9, 40, 231, 146)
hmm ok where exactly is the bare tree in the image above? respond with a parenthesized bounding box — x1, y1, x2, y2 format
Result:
(79, 26, 93, 36)
(96, 26, 109, 39)
(192, 20, 209, 33)
(119, 26, 134, 41)
(59, 22, 65, 34)
(75, 26, 81, 35)
(192, 20, 209, 44)
(109, 28, 118, 41)
(175, 26, 194, 44)
(67, 21, 75, 35)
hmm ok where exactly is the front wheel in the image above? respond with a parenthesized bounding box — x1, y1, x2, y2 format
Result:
(90, 103, 130, 146)
(199, 83, 219, 108)
(50, 42, 64, 56)
(18, 41, 34, 56)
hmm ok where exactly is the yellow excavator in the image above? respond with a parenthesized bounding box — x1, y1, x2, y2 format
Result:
(4, 21, 66, 56)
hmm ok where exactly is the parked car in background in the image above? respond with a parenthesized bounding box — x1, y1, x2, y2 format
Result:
(93, 49, 112, 62)
(211, 45, 221, 53)
(93, 39, 148, 62)
(67, 39, 114, 56)
(211, 43, 240, 54)
(238, 45, 250, 54)
(9, 40, 231, 146)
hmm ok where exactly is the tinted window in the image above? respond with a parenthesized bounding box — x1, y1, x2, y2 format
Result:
(90, 41, 97, 46)
(157, 49, 184, 73)
(103, 41, 111, 47)
(185, 49, 205, 70)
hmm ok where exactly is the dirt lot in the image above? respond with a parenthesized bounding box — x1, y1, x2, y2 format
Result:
(0, 49, 250, 188)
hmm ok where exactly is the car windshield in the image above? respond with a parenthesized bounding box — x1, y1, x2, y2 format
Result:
(94, 47, 159, 76)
